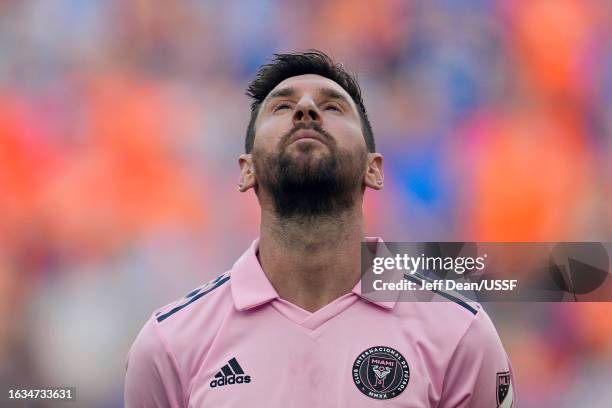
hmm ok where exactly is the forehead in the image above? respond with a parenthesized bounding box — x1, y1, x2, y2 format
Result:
(266, 74, 354, 104)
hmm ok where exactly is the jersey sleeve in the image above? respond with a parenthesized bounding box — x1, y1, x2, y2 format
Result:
(124, 316, 184, 408)
(438, 309, 515, 408)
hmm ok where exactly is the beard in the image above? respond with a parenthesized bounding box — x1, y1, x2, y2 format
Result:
(253, 123, 367, 219)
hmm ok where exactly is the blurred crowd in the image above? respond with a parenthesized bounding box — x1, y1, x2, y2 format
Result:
(0, 0, 611, 406)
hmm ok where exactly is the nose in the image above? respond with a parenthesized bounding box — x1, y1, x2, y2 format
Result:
(292, 97, 321, 127)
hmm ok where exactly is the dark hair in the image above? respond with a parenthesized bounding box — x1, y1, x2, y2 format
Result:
(244, 50, 375, 153)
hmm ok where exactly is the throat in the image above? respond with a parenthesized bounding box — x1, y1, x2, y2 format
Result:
(258, 212, 364, 312)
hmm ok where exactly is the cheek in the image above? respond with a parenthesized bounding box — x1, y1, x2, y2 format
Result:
(327, 117, 365, 149)
(253, 116, 291, 150)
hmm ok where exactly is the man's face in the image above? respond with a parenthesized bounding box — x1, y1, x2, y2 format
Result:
(248, 74, 369, 218)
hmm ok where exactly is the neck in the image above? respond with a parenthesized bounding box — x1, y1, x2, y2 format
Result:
(258, 207, 364, 312)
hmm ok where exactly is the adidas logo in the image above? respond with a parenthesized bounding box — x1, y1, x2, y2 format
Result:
(210, 357, 251, 388)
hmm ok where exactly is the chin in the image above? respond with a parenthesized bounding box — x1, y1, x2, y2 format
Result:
(286, 150, 329, 169)
(287, 140, 330, 156)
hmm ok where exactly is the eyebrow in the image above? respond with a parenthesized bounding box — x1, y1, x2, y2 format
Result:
(318, 87, 352, 106)
(266, 87, 296, 101)
(265, 86, 352, 106)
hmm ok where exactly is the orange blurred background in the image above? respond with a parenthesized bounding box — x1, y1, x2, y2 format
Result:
(1, 1, 611, 406)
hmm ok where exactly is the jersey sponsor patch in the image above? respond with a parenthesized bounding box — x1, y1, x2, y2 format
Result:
(497, 371, 513, 407)
(352, 346, 410, 400)
(210, 357, 251, 388)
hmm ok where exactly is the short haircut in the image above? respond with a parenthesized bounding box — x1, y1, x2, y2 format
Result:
(244, 50, 375, 153)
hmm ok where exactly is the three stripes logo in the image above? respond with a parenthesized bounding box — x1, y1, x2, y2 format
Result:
(210, 357, 251, 388)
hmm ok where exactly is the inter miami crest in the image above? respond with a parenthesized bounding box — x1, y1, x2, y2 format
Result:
(352, 346, 409, 400)
(496, 371, 513, 407)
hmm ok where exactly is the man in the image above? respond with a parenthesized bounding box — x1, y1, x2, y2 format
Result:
(124, 51, 515, 407)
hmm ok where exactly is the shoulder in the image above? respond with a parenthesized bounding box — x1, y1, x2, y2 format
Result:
(131, 271, 233, 351)
(149, 270, 234, 353)
(392, 273, 493, 347)
(396, 272, 483, 321)
(125, 313, 186, 407)
(154, 271, 232, 324)
(391, 282, 509, 381)
(129, 271, 235, 380)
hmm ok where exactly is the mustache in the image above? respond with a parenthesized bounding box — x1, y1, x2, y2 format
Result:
(280, 123, 334, 147)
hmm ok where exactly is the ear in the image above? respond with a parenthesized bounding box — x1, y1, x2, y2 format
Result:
(363, 153, 384, 190)
(238, 154, 257, 192)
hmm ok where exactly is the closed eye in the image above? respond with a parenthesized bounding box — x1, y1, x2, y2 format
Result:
(273, 102, 292, 112)
(324, 104, 342, 112)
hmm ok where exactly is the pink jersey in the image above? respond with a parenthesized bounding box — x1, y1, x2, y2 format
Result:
(125, 238, 515, 407)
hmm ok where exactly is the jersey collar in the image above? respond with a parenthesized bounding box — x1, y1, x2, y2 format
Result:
(230, 237, 398, 311)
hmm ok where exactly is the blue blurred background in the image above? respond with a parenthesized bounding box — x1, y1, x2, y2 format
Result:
(1, 1, 611, 407)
